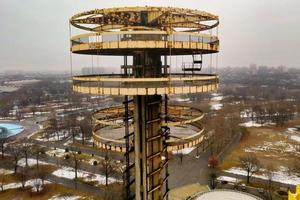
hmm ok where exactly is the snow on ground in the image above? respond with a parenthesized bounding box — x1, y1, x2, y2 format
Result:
(18, 158, 51, 167)
(211, 96, 224, 101)
(243, 140, 299, 155)
(49, 195, 81, 200)
(46, 148, 66, 158)
(240, 109, 254, 118)
(224, 167, 300, 186)
(172, 147, 195, 155)
(209, 93, 224, 111)
(36, 131, 69, 142)
(210, 103, 223, 111)
(291, 135, 300, 143)
(2, 179, 50, 191)
(63, 139, 73, 146)
(2, 182, 22, 190)
(239, 121, 262, 128)
(0, 168, 13, 175)
(175, 97, 191, 103)
(217, 176, 239, 183)
(52, 167, 118, 185)
(286, 128, 298, 133)
(283, 127, 300, 143)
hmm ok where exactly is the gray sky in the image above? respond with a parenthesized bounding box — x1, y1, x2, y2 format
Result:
(0, 0, 299, 71)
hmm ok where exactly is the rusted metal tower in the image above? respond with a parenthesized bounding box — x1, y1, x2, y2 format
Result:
(70, 6, 219, 200)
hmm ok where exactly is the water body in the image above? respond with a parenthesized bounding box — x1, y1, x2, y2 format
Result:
(0, 123, 24, 138)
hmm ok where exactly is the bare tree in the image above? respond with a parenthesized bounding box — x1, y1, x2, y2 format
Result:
(265, 164, 275, 200)
(0, 138, 7, 159)
(37, 166, 47, 186)
(33, 178, 43, 193)
(47, 112, 59, 141)
(31, 145, 45, 169)
(239, 153, 261, 183)
(18, 166, 29, 189)
(21, 142, 32, 167)
(7, 144, 22, 174)
(65, 114, 78, 144)
(67, 151, 83, 180)
(100, 151, 115, 186)
(29, 105, 37, 117)
(292, 146, 300, 176)
(0, 172, 5, 191)
(208, 156, 219, 189)
(79, 114, 92, 145)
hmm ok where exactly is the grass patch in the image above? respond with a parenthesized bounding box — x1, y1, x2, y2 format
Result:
(220, 126, 300, 171)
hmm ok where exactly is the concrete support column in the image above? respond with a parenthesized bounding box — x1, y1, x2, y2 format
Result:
(134, 95, 162, 200)
(133, 51, 163, 200)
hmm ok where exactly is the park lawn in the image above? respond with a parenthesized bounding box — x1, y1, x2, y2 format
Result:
(30, 131, 44, 140)
(0, 183, 100, 200)
(220, 125, 299, 171)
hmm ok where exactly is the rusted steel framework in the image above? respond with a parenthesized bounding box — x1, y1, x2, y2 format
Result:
(70, 6, 220, 200)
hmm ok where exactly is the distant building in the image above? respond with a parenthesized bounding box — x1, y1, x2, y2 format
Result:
(249, 64, 257, 75)
(257, 66, 269, 75)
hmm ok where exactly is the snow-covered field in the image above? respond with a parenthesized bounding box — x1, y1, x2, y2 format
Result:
(244, 140, 299, 156)
(285, 127, 300, 143)
(209, 93, 224, 111)
(291, 135, 300, 143)
(172, 147, 195, 155)
(210, 103, 223, 111)
(0, 168, 13, 175)
(239, 121, 276, 128)
(49, 195, 81, 200)
(36, 130, 70, 142)
(1, 179, 50, 191)
(224, 167, 300, 186)
(239, 121, 262, 128)
(52, 167, 118, 185)
(46, 148, 66, 158)
(211, 96, 224, 101)
(18, 158, 52, 167)
(217, 176, 240, 183)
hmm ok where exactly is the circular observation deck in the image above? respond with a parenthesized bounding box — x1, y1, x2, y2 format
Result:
(92, 105, 207, 152)
(70, 6, 219, 56)
(71, 31, 219, 56)
(73, 73, 219, 95)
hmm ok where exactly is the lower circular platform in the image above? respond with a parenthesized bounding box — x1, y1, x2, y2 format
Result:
(92, 105, 206, 152)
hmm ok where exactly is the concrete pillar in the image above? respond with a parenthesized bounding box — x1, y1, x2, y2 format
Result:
(133, 51, 164, 200)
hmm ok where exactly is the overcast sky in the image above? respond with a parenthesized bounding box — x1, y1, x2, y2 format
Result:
(0, 0, 299, 71)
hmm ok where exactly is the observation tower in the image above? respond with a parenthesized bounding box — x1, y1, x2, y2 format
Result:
(69, 6, 219, 200)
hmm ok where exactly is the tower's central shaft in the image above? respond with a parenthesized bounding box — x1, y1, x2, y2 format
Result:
(133, 51, 165, 199)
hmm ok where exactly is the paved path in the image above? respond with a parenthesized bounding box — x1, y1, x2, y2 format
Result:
(46, 174, 105, 196)
(168, 132, 243, 190)
(29, 139, 124, 161)
(169, 148, 211, 189)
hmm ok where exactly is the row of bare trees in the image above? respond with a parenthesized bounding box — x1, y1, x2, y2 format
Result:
(246, 102, 295, 126)
(43, 111, 92, 145)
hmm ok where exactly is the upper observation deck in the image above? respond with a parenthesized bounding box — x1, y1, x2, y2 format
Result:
(70, 31, 219, 55)
(69, 6, 219, 55)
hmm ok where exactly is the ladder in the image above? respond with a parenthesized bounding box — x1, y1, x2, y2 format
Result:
(182, 54, 203, 74)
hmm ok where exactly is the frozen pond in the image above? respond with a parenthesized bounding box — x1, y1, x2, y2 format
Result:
(0, 123, 24, 138)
